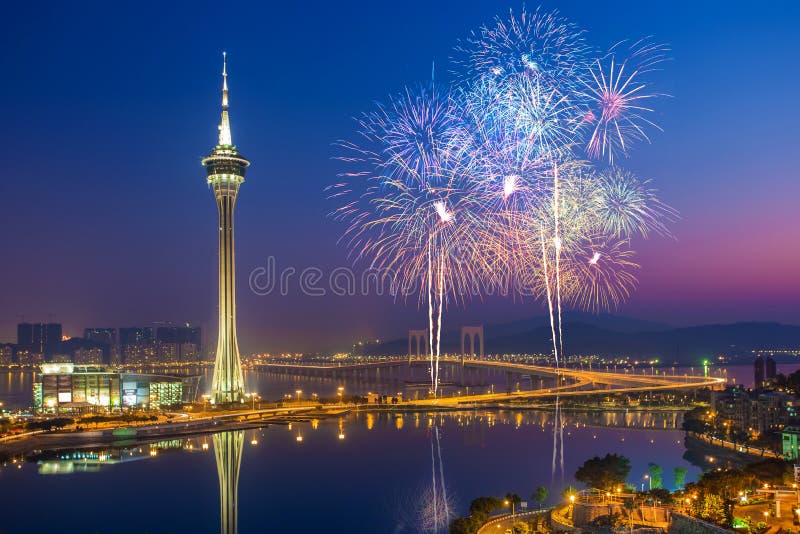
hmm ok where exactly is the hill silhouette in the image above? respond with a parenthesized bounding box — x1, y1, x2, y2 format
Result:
(355, 314, 800, 364)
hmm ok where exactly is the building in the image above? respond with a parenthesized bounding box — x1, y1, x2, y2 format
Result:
(754, 355, 765, 388)
(17, 322, 62, 357)
(119, 327, 155, 364)
(74, 347, 104, 365)
(16, 349, 43, 365)
(0, 344, 13, 365)
(202, 53, 249, 403)
(766, 356, 777, 383)
(156, 325, 202, 362)
(84, 328, 119, 363)
(33, 363, 198, 414)
(713, 385, 798, 436)
(782, 427, 800, 461)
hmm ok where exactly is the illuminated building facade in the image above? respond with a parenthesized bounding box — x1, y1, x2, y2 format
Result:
(0, 344, 12, 365)
(33, 363, 192, 414)
(202, 53, 249, 403)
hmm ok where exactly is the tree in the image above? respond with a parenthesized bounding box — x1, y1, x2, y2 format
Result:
(448, 517, 473, 534)
(693, 493, 727, 525)
(648, 463, 663, 489)
(469, 496, 503, 516)
(511, 520, 530, 534)
(743, 458, 791, 486)
(532, 486, 548, 509)
(505, 493, 522, 515)
(673, 467, 687, 490)
(575, 453, 632, 490)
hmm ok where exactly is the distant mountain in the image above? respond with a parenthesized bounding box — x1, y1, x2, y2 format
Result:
(354, 316, 800, 365)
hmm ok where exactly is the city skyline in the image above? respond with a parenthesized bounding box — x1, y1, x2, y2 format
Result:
(2, 1, 798, 354)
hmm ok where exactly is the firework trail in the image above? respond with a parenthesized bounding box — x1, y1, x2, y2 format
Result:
(333, 7, 676, 381)
(332, 84, 482, 396)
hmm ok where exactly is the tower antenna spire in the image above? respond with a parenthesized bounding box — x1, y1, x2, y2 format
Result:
(218, 51, 232, 145)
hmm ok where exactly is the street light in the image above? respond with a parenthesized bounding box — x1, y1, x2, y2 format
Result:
(295, 389, 302, 402)
(337, 386, 344, 405)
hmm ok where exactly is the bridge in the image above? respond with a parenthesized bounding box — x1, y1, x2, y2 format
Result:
(253, 358, 725, 405)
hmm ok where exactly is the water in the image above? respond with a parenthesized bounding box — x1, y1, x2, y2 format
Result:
(0, 409, 694, 533)
(0, 362, 787, 533)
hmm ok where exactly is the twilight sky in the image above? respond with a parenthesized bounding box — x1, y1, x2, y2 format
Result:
(1, 1, 798, 353)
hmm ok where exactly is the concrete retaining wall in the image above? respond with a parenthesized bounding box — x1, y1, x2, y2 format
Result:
(668, 513, 730, 534)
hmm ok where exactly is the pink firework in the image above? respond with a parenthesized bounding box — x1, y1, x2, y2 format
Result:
(582, 38, 669, 163)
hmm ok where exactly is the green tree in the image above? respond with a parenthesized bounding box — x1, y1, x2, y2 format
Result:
(469, 496, 503, 516)
(511, 520, 530, 534)
(693, 493, 727, 525)
(673, 467, 687, 490)
(575, 453, 632, 490)
(743, 458, 791, 486)
(505, 493, 522, 515)
(532, 486, 548, 509)
(648, 463, 663, 489)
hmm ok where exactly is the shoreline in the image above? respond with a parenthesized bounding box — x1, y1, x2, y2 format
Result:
(2, 402, 692, 457)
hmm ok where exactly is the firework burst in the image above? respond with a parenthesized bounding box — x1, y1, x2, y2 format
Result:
(332, 84, 482, 394)
(581, 39, 669, 163)
(332, 7, 676, 372)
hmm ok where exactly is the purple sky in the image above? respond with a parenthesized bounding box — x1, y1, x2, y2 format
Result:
(1, 0, 798, 353)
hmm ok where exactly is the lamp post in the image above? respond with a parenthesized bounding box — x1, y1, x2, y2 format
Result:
(295, 389, 302, 402)
(337, 386, 344, 405)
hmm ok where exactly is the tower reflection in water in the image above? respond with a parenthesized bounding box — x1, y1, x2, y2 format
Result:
(213, 431, 244, 534)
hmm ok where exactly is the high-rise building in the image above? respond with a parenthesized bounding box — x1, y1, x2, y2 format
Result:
(84, 328, 118, 363)
(156, 325, 202, 362)
(754, 354, 765, 388)
(120, 327, 155, 364)
(202, 53, 249, 403)
(0, 344, 12, 365)
(17, 322, 62, 357)
(74, 347, 104, 365)
(766, 356, 777, 383)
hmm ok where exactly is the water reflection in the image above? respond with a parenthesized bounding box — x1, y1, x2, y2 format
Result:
(6, 409, 695, 533)
(552, 397, 564, 482)
(424, 425, 451, 533)
(214, 431, 244, 534)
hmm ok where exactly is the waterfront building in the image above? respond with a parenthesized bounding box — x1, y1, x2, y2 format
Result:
(84, 328, 119, 362)
(33, 363, 197, 414)
(202, 53, 249, 403)
(713, 385, 797, 435)
(123, 343, 157, 364)
(74, 347, 104, 365)
(0, 344, 12, 364)
(156, 325, 202, 362)
(17, 322, 62, 357)
(120, 327, 155, 364)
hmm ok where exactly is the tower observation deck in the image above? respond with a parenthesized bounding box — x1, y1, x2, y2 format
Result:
(202, 53, 249, 404)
